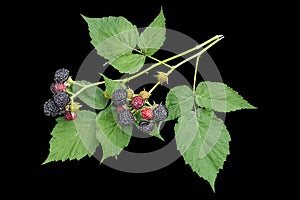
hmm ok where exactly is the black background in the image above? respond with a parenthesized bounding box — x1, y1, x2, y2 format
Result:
(8, 0, 283, 198)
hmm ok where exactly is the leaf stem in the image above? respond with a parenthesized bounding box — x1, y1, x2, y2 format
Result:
(193, 55, 201, 93)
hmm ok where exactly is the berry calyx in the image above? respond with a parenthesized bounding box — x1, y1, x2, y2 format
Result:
(141, 107, 153, 120)
(64, 111, 77, 120)
(153, 103, 168, 121)
(53, 91, 70, 108)
(139, 90, 150, 100)
(118, 109, 135, 126)
(112, 89, 127, 106)
(50, 83, 67, 93)
(131, 96, 145, 110)
(139, 121, 155, 134)
(127, 88, 134, 99)
(155, 71, 168, 84)
(54, 68, 69, 83)
(103, 90, 110, 99)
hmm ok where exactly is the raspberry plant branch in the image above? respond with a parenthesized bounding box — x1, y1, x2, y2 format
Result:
(148, 35, 224, 95)
(70, 35, 221, 99)
(43, 9, 256, 193)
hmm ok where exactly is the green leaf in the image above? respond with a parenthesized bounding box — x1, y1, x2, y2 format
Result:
(196, 81, 256, 112)
(101, 74, 126, 97)
(43, 110, 98, 164)
(174, 108, 231, 191)
(82, 15, 139, 61)
(72, 81, 108, 110)
(165, 85, 194, 121)
(96, 107, 132, 162)
(110, 53, 146, 74)
(137, 8, 166, 56)
(148, 123, 164, 141)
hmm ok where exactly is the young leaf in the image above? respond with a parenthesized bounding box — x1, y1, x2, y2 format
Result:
(101, 74, 126, 96)
(43, 110, 98, 164)
(165, 85, 194, 121)
(72, 81, 108, 110)
(148, 123, 164, 141)
(196, 81, 256, 112)
(137, 8, 166, 56)
(82, 15, 138, 61)
(96, 107, 132, 162)
(174, 108, 231, 191)
(110, 53, 146, 74)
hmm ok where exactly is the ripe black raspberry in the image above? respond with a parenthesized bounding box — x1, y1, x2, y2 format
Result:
(54, 68, 69, 83)
(112, 89, 127, 106)
(118, 109, 134, 126)
(50, 83, 67, 93)
(153, 104, 168, 121)
(43, 99, 61, 117)
(131, 96, 144, 109)
(139, 121, 155, 134)
(53, 91, 70, 108)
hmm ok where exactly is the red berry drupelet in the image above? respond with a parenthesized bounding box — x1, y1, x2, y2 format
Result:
(50, 83, 67, 93)
(64, 111, 77, 120)
(131, 96, 145, 110)
(141, 107, 153, 120)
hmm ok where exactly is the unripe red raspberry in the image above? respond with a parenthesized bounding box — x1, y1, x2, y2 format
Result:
(64, 111, 77, 120)
(131, 96, 144, 110)
(141, 108, 153, 120)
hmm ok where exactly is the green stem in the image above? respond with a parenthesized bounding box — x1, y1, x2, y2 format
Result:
(193, 55, 201, 93)
(120, 35, 220, 83)
(148, 82, 160, 94)
(134, 49, 174, 69)
(71, 35, 223, 100)
(71, 81, 105, 100)
(148, 35, 224, 94)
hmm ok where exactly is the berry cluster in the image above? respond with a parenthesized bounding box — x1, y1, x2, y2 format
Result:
(112, 88, 168, 134)
(43, 68, 78, 120)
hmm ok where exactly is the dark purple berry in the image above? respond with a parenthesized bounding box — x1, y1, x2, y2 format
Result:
(53, 91, 70, 108)
(112, 89, 127, 106)
(54, 68, 69, 83)
(118, 109, 134, 126)
(153, 104, 168, 121)
(139, 121, 155, 134)
(43, 99, 60, 117)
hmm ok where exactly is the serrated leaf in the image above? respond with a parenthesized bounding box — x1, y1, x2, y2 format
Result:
(110, 53, 146, 74)
(196, 81, 256, 112)
(165, 85, 194, 121)
(82, 15, 139, 61)
(148, 123, 164, 141)
(101, 74, 126, 97)
(72, 81, 108, 110)
(43, 110, 98, 164)
(174, 108, 231, 191)
(96, 107, 132, 162)
(137, 8, 166, 56)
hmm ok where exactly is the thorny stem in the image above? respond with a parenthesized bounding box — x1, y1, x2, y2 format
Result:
(70, 35, 224, 99)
